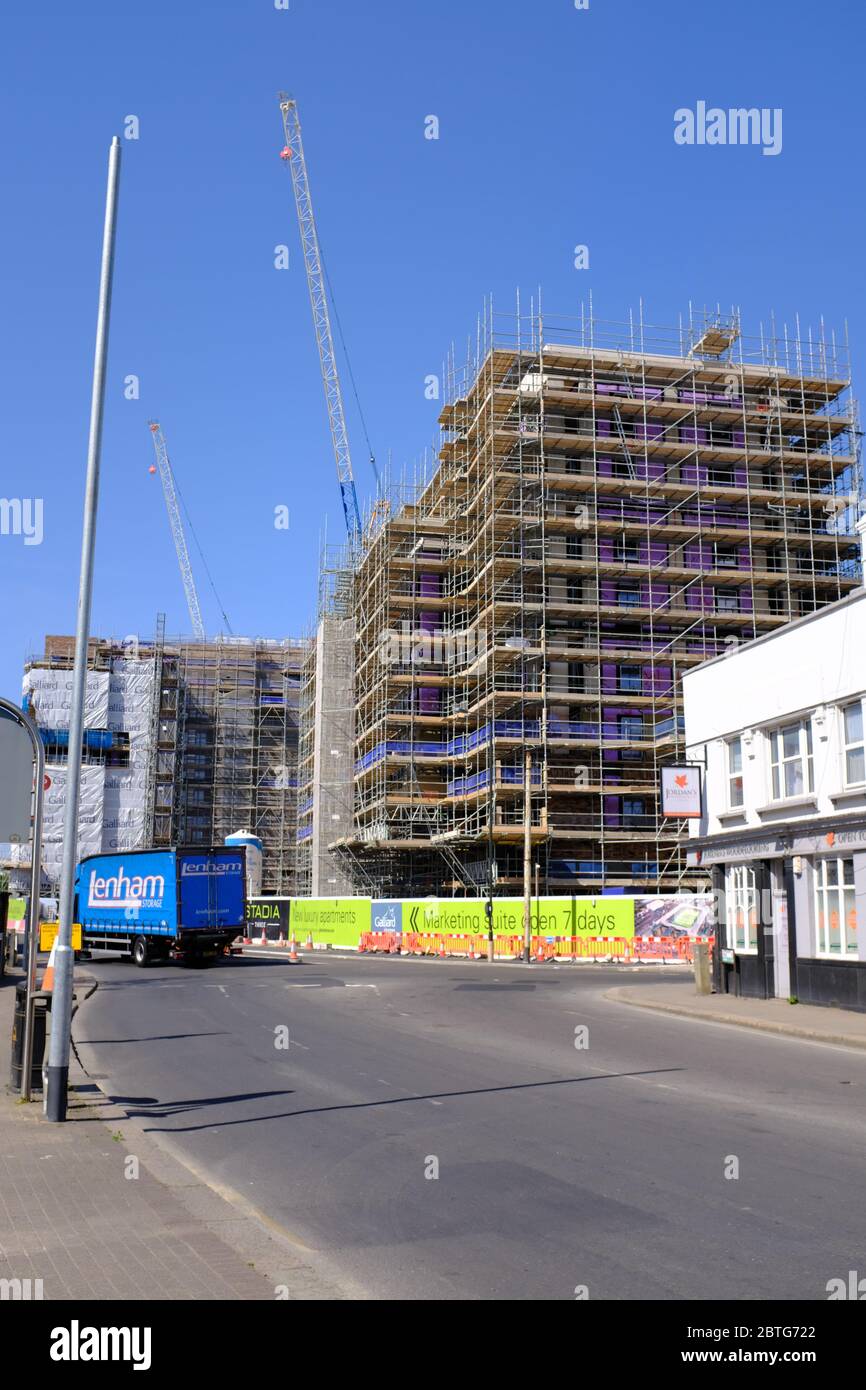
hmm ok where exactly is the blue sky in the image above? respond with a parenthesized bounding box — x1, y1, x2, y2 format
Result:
(1, 0, 863, 699)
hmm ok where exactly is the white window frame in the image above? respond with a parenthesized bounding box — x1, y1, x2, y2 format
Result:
(769, 720, 813, 801)
(726, 736, 744, 809)
(842, 700, 865, 788)
(725, 864, 758, 953)
(813, 856, 858, 960)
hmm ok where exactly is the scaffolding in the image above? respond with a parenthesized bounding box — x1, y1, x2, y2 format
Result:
(296, 547, 359, 896)
(27, 629, 308, 896)
(328, 298, 862, 897)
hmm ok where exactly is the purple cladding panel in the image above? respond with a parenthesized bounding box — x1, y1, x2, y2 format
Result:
(602, 662, 617, 694)
(419, 572, 441, 598)
(603, 795, 620, 828)
(417, 577, 441, 714)
(599, 537, 615, 561)
(686, 581, 704, 610)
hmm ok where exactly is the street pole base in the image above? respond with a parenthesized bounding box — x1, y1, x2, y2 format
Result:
(44, 1066, 68, 1123)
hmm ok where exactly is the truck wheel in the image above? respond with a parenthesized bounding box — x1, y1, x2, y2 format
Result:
(133, 937, 150, 968)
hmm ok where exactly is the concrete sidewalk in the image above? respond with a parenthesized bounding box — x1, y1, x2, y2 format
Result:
(0, 973, 346, 1301)
(608, 980, 866, 1050)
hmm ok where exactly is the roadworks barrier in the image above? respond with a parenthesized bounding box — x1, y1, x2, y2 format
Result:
(357, 931, 711, 964)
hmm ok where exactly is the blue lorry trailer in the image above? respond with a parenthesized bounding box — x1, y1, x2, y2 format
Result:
(73, 846, 246, 967)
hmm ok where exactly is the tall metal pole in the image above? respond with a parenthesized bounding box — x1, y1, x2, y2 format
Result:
(523, 748, 533, 963)
(0, 699, 45, 1100)
(45, 136, 121, 1123)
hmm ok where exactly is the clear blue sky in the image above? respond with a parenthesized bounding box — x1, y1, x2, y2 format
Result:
(1, 0, 863, 700)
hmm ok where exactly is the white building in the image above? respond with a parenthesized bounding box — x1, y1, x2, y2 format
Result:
(683, 578, 866, 1010)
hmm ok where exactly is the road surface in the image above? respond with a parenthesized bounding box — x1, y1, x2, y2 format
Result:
(74, 952, 866, 1301)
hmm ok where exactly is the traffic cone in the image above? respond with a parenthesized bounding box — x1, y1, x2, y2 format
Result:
(288, 936, 301, 964)
(42, 937, 58, 993)
(260, 927, 267, 946)
(306, 933, 314, 952)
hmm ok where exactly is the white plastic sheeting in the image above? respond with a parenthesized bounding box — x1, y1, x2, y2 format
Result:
(41, 764, 105, 883)
(103, 659, 154, 852)
(22, 668, 110, 730)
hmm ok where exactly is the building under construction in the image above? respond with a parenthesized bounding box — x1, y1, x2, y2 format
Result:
(23, 627, 307, 895)
(298, 303, 862, 899)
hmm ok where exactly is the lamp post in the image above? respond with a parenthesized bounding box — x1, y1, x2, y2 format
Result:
(45, 136, 121, 1123)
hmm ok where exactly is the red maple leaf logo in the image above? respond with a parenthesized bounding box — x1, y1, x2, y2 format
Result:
(674, 774, 688, 789)
(826, 832, 836, 848)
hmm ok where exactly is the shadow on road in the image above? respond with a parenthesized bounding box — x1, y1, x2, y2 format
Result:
(135, 1066, 686, 1134)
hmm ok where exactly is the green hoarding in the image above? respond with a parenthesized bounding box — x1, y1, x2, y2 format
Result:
(401, 897, 634, 939)
(290, 897, 371, 947)
(286, 896, 635, 949)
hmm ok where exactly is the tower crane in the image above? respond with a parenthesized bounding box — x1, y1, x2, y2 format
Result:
(148, 421, 206, 641)
(278, 94, 365, 544)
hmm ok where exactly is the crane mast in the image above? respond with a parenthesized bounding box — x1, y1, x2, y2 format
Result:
(148, 421, 206, 641)
(279, 94, 362, 543)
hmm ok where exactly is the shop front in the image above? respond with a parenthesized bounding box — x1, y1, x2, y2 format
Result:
(688, 816, 866, 1012)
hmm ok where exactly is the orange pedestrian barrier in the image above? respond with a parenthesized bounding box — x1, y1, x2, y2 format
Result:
(41, 938, 58, 993)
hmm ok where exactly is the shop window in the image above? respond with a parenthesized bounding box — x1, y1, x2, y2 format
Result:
(842, 701, 865, 786)
(725, 864, 758, 952)
(727, 737, 744, 808)
(769, 720, 813, 800)
(814, 856, 858, 959)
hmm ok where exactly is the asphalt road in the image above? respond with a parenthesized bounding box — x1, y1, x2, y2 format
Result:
(74, 951, 866, 1301)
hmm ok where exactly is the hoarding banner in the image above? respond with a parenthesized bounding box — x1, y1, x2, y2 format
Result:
(246, 897, 291, 939)
(402, 897, 634, 938)
(290, 898, 372, 947)
(284, 895, 712, 950)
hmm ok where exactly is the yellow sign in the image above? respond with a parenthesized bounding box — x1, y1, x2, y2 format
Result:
(290, 898, 371, 948)
(402, 897, 634, 939)
(39, 922, 83, 952)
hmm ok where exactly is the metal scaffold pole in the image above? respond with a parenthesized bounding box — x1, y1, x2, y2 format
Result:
(46, 136, 121, 1123)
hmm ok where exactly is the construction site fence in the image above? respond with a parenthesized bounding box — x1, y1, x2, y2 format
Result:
(357, 932, 713, 963)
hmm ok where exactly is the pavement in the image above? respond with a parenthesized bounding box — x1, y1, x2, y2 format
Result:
(608, 980, 866, 1049)
(0, 970, 349, 1300)
(66, 949, 866, 1301)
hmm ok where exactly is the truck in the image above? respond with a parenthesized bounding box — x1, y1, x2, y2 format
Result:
(73, 846, 246, 967)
